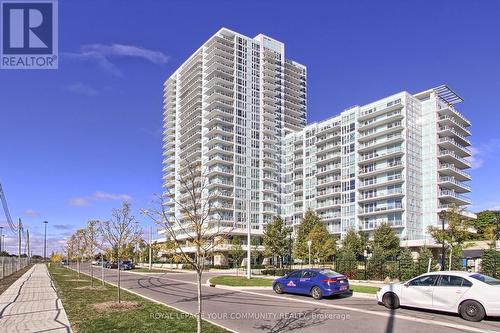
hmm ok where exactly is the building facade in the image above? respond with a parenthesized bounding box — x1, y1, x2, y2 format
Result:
(283, 87, 472, 241)
(163, 28, 306, 241)
(162, 28, 472, 248)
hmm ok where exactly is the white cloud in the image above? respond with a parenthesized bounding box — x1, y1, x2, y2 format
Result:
(23, 209, 40, 218)
(65, 82, 99, 96)
(468, 139, 500, 170)
(68, 197, 90, 207)
(93, 191, 131, 201)
(468, 147, 483, 170)
(68, 191, 132, 207)
(64, 43, 169, 76)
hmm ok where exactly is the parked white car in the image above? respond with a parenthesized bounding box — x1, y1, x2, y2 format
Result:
(377, 271, 500, 321)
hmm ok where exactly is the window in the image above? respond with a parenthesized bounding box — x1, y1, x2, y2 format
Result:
(318, 269, 341, 277)
(287, 271, 302, 279)
(438, 275, 471, 287)
(408, 275, 437, 286)
(302, 271, 317, 279)
(470, 274, 500, 285)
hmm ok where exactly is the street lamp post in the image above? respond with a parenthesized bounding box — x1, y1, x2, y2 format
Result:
(0, 226, 3, 252)
(307, 240, 312, 267)
(246, 210, 251, 280)
(43, 221, 48, 262)
(438, 212, 446, 271)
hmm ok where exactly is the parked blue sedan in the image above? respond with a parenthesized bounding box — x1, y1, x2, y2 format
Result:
(273, 268, 350, 300)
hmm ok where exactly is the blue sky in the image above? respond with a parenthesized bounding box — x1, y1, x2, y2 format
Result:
(1, 0, 499, 255)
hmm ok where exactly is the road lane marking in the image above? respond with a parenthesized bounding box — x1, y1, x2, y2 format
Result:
(128, 271, 498, 333)
(73, 266, 499, 333)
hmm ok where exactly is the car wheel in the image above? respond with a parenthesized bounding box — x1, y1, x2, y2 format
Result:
(274, 283, 284, 294)
(460, 300, 485, 322)
(382, 292, 400, 309)
(311, 286, 323, 300)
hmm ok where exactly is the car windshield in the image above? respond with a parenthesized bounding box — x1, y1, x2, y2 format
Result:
(319, 269, 341, 277)
(470, 273, 500, 285)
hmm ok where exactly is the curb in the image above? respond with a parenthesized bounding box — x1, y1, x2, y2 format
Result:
(206, 277, 379, 298)
(206, 278, 271, 291)
(65, 266, 238, 333)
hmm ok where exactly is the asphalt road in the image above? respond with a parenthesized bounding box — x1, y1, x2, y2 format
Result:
(69, 264, 500, 333)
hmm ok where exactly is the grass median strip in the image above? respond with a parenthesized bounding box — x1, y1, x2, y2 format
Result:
(348, 285, 379, 294)
(49, 265, 228, 333)
(210, 275, 273, 287)
(210, 275, 379, 294)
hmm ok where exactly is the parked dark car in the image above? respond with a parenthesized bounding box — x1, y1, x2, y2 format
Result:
(105, 262, 118, 269)
(121, 261, 135, 270)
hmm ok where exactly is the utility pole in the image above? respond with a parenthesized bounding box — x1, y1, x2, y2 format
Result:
(149, 225, 152, 270)
(439, 211, 446, 271)
(26, 229, 30, 264)
(43, 221, 48, 262)
(0, 226, 3, 252)
(246, 211, 251, 280)
(307, 240, 312, 267)
(18, 218, 21, 270)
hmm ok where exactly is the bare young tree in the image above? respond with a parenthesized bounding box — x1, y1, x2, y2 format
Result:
(100, 202, 142, 303)
(74, 229, 86, 279)
(142, 160, 234, 333)
(82, 220, 100, 287)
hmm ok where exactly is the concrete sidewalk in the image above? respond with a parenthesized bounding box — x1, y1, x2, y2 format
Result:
(0, 264, 72, 333)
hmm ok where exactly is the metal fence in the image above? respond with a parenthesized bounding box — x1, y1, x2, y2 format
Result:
(0, 257, 30, 279)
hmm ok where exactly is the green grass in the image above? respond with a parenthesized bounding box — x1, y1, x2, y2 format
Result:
(349, 284, 380, 294)
(210, 275, 379, 294)
(49, 265, 227, 333)
(210, 275, 273, 287)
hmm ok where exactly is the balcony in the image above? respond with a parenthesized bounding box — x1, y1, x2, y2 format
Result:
(317, 200, 342, 210)
(360, 219, 404, 230)
(316, 188, 341, 199)
(439, 190, 471, 205)
(438, 163, 471, 181)
(358, 133, 404, 152)
(358, 121, 403, 142)
(438, 126, 471, 146)
(358, 203, 404, 217)
(358, 161, 404, 177)
(437, 137, 470, 157)
(316, 152, 341, 165)
(358, 99, 404, 121)
(358, 110, 403, 131)
(438, 115, 471, 136)
(438, 150, 471, 169)
(359, 147, 404, 164)
(358, 174, 404, 190)
(438, 176, 471, 193)
(316, 176, 341, 188)
(436, 100, 471, 126)
(358, 188, 404, 202)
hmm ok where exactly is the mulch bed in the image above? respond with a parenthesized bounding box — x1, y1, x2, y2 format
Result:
(0, 264, 34, 295)
(91, 301, 141, 313)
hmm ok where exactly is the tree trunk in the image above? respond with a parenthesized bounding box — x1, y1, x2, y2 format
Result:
(77, 258, 80, 278)
(90, 261, 94, 287)
(117, 257, 121, 303)
(197, 270, 202, 333)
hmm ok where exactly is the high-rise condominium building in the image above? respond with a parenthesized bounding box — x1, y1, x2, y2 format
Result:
(283, 86, 471, 241)
(162, 28, 472, 251)
(163, 28, 306, 239)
